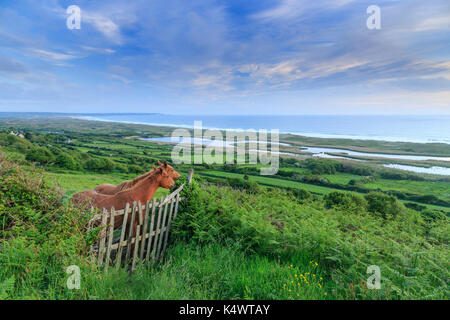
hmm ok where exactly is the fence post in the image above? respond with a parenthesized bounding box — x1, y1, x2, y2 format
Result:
(97, 208, 108, 267)
(105, 206, 116, 270)
(139, 201, 151, 261)
(115, 203, 129, 269)
(145, 198, 157, 264)
(125, 202, 137, 263)
(131, 201, 144, 272)
(187, 169, 194, 184)
(151, 196, 164, 262)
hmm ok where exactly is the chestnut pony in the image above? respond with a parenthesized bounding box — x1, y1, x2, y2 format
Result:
(73, 161, 180, 231)
(94, 169, 155, 195)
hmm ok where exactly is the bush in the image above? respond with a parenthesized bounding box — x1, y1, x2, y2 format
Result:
(25, 147, 54, 164)
(421, 209, 447, 223)
(55, 153, 81, 170)
(83, 157, 115, 172)
(303, 158, 341, 175)
(290, 188, 312, 203)
(128, 164, 143, 174)
(226, 177, 260, 193)
(364, 192, 403, 219)
(0, 152, 91, 299)
(324, 191, 367, 212)
(339, 163, 374, 176)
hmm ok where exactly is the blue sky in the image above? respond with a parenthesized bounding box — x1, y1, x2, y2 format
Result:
(0, 0, 449, 114)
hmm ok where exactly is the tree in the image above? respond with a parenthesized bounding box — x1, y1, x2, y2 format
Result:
(55, 153, 80, 170)
(25, 147, 54, 164)
(84, 157, 115, 172)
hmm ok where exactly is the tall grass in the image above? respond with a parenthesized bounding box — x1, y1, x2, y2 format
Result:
(0, 151, 448, 299)
(173, 181, 449, 299)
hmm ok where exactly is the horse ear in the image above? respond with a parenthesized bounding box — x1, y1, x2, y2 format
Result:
(153, 165, 156, 170)
(163, 161, 167, 167)
(158, 160, 162, 167)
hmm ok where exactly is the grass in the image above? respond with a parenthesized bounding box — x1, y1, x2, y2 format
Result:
(200, 170, 450, 212)
(0, 241, 330, 299)
(364, 179, 450, 202)
(201, 170, 334, 194)
(0, 117, 449, 300)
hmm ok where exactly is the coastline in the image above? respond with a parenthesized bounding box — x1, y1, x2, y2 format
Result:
(72, 115, 450, 145)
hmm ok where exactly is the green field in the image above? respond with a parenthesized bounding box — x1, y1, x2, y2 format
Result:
(0, 117, 449, 300)
(201, 170, 335, 194)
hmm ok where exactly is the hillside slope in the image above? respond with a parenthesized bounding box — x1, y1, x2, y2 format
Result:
(0, 150, 448, 299)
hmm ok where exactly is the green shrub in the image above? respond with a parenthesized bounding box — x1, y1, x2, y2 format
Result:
(340, 163, 374, 176)
(83, 158, 115, 172)
(226, 177, 260, 193)
(290, 188, 312, 203)
(128, 164, 143, 174)
(324, 191, 367, 212)
(0, 152, 92, 299)
(25, 147, 54, 164)
(421, 209, 447, 223)
(55, 153, 81, 170)
(364, 192, 403, 219)
(303, 158, 341, 175)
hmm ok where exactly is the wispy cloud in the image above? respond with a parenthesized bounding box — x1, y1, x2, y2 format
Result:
(30, 49, 78, 61)
(413, 16, 450, 32)
(81, 46, 116, 54)
(0, 0, 448, 113)
(83, 11, 123, 44)
(251, 0, 358, 21)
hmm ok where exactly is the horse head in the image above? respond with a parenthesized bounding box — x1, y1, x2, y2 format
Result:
(157, 160, 181, 189)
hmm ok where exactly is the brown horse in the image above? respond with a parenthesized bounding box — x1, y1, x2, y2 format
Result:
(94, 169, 156, 195)
(73, 161, 180, 230)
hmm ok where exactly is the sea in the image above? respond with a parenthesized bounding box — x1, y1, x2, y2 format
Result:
(74, 114, 450, 145)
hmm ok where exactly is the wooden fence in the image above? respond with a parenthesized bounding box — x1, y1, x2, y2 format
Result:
(88, 183, 186, 272)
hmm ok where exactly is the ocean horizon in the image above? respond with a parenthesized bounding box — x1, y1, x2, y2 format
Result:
(73, 114, 450, 145)
(1, 112, 449, 144)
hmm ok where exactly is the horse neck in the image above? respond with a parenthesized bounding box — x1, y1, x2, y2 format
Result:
(119, 169, 154, 190)
(123, 172, 161, 203)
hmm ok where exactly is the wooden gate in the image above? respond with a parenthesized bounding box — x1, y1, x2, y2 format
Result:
(88, 184, 185, 272)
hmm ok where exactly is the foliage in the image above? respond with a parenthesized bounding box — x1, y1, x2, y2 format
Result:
(25, 147, 55, 164)
(324, 191, 367, 212)
(0, 152, 93, 299)
(303, 158, 341, 175)
(364, 192, 403, 219)
(171, 183, 449, 299)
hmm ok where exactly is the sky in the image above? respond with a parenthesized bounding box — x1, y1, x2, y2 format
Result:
(0, 0, 449, 114)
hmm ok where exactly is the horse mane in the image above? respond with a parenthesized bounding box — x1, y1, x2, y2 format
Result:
(117, 167, 159, 191)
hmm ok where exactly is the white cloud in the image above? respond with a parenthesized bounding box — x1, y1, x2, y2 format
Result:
(413, 16, 450, 31)
(81, 46, 116, 54)
(251, 0, 358, 21)
(31, 49, 77, 61)
(83, 12, 123, 44)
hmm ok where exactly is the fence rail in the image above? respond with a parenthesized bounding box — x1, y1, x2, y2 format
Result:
(88, 184, 185, 272)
